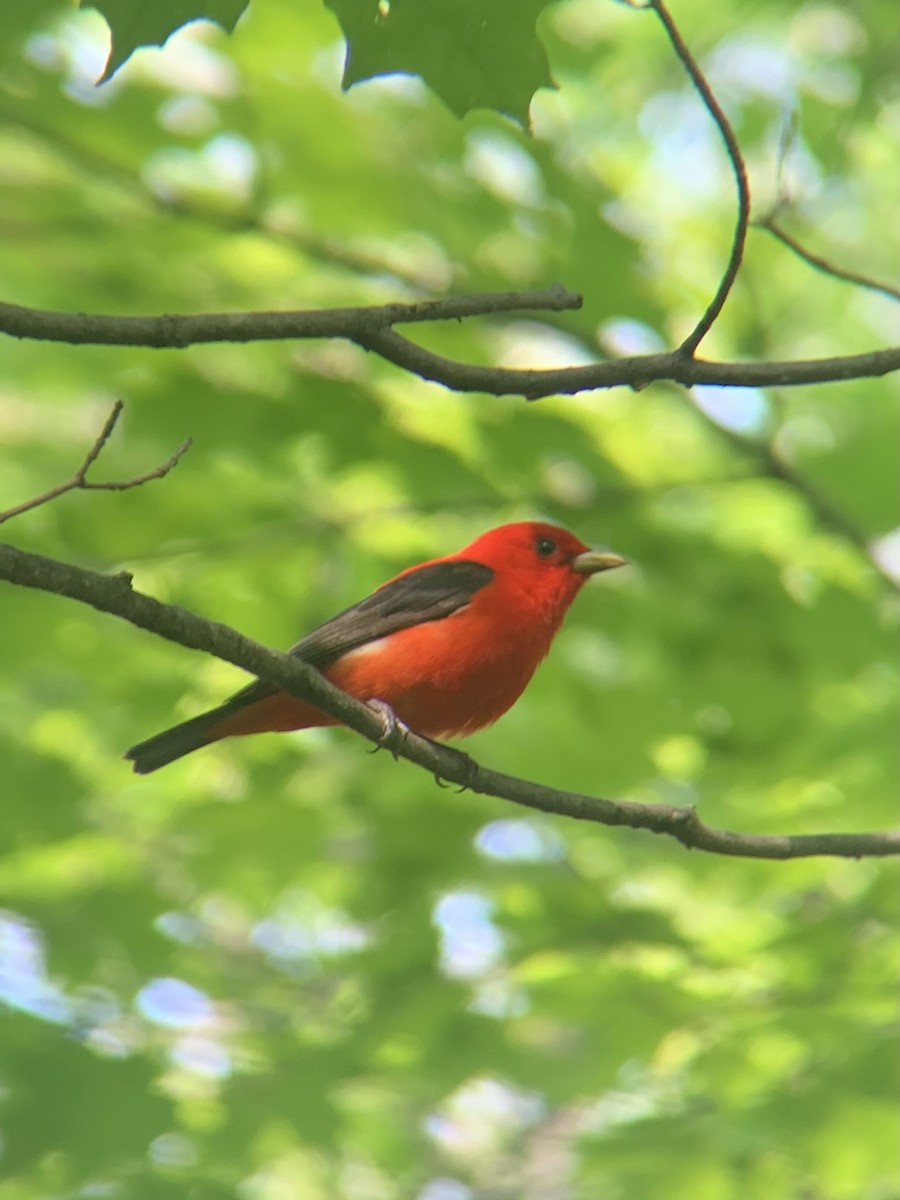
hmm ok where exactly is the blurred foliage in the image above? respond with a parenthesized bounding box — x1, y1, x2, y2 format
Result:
(0, 1, 898, 1197)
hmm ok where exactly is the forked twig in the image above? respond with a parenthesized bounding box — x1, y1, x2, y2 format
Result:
(0, 401, 192, 525)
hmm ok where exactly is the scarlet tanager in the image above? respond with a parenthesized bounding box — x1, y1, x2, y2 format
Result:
(125, 522, 625, 774)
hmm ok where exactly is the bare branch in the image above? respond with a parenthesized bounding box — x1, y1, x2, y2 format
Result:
(1, 296, 896, 396)
(649, 0, 751, 355)
(1, 541, 896, 862)
(350, 325, 900, 395)
(0, 402, 192, 526)
(756, 217, 900, 302)
(0, 289, 582, 348)
(1, 8, 894, 406)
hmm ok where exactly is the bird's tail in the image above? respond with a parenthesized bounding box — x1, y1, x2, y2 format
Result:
(125, 709, 225, 775)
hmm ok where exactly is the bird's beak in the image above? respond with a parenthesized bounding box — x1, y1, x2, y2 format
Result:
(571, 549, 628, 576)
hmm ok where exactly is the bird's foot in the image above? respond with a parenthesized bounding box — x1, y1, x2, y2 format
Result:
(450, 747, 479, 793)
(420, 737, 479, 793)
(366, 699, 408, 760)
(364, 703, 477, 792)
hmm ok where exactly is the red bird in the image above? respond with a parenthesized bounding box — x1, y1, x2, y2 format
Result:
(125, 522, 625, 774)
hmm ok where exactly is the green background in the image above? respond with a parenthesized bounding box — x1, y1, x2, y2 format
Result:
(0, 1, 897, 1196)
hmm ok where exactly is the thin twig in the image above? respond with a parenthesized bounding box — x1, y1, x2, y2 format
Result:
(756, 217, 900, 302)
(0, 402, 192, 525)
(77, 400, 124, 479)
(0, 541, 897, 862)
(648, 0, 751, 356)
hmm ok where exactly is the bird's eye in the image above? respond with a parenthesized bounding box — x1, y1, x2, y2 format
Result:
(535, 537, 557, 558)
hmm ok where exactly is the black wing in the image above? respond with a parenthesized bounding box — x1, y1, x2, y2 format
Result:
(291, 558, 494, 667)
(223, 558, 494, 710)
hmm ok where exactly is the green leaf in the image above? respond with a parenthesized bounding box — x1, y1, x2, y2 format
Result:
(325, 0, 556, 123)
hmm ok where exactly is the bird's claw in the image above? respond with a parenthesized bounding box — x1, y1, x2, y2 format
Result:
(420, 737, 478, 793)
(448, 748, 478, 793)
(365, 703, 477, 792)
(366, 699, 408, 760)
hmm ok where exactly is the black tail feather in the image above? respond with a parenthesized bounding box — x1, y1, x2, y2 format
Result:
(125, 710, 223, 774)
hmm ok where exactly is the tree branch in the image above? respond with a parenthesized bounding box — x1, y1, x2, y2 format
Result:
(1, 296, 896, 396)
(0, 401, 192, 525)
(648, 0, 751, 356)
(1, 5, 895, 406)
(349, 326, 900, 395)
(0, 289, 581, 348)
(1, 541, 896, 862)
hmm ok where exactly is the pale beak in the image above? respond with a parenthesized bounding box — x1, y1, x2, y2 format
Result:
(571, 549, 628, 575)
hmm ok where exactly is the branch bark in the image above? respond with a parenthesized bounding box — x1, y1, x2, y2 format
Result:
(1, 296, 896, 397)
(1, 541, 896, 862)
(0, 289, 581, 347)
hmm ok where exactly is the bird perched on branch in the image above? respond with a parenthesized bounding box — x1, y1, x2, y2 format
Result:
(125, 521, 625, 774)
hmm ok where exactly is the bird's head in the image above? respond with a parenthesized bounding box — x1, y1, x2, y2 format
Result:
(461, 521, 626, 619)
